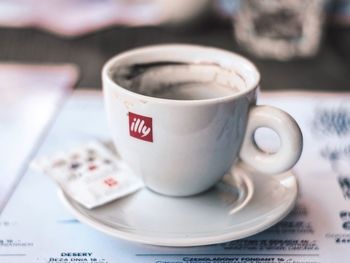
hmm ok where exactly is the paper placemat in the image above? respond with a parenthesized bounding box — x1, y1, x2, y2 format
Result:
(0, 90, 349, 263)
(0, 63, 78, 211)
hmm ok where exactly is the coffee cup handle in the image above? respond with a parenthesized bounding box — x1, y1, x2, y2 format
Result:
(239, 105, 303, 175)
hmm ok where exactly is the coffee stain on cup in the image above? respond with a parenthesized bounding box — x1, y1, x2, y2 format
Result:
(123, 100, 133, 110)
(112, 91, 119, 100)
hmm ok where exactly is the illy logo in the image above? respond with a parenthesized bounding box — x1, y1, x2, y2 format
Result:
(128, 112, 153, 142)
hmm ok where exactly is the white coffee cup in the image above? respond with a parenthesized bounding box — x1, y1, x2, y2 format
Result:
(102, 44, 303, 196)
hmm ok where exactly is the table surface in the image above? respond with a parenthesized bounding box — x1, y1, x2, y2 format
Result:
(0, 24, 349, 91)
(1, 90, 350, 262)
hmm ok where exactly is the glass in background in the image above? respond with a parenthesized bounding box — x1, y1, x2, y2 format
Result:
(233, 0, 326, 60)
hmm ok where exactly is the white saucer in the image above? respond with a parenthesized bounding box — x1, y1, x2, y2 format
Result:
(59, 162, 298, 247)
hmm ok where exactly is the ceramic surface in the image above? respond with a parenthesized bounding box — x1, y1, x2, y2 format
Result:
(59, 162, 298, 247)
(102, 45, 302, 196)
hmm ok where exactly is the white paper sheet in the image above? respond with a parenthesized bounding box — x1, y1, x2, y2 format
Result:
(0, 90, 349, 263)
(0, 64, 78, 211)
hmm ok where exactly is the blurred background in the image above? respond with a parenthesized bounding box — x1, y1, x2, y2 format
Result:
(2, 2, 350, 256)
(0, 0, 349, 91)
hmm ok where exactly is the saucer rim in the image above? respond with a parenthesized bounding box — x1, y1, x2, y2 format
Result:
(58, 167, 297, 247)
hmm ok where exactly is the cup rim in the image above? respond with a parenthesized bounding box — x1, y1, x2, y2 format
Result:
(102, 44, 260, 105)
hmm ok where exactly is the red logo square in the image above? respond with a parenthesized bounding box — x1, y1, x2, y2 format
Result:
(104, 177, 118, 187)
(128, 112, 153, 142)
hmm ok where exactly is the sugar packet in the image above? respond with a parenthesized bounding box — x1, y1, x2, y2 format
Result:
(31, 141, 144, 209)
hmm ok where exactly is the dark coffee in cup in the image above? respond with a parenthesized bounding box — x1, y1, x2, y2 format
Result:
(112, 62, 245, 100)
